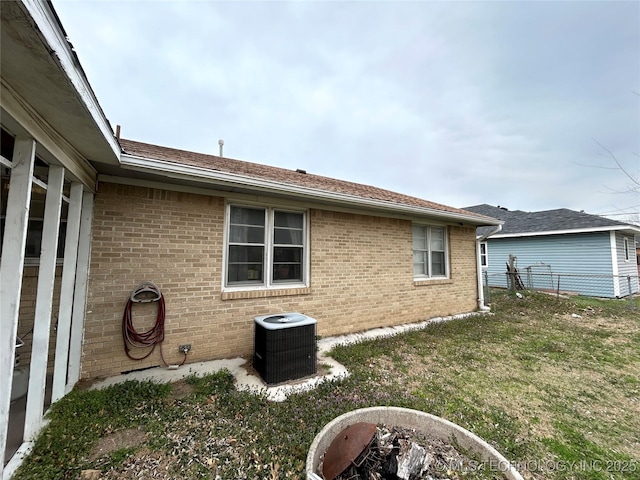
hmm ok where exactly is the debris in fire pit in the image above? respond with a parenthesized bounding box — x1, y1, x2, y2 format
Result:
(322, 424, 502, 480)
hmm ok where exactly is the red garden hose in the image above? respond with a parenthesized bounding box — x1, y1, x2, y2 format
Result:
(122, 282, 185, 366)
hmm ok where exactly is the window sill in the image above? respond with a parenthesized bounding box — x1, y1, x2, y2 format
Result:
(413, 278, 453, 287)
(221, 286, 311, 301)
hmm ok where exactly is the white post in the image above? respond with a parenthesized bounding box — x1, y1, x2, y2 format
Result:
(476, 225, 502, 311)
(24, 165, 64, 441)
(610, 231, 620, 297)
(0, 137, 36, 471)
(66, 191, 94, 389)
(52, 182, 83, 403)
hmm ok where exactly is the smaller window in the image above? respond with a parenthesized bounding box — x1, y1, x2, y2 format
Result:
(623, 237, 630, 262)
(480, 242, 488, 267)
(272, 211, 304, 283)
(227, 206, 266, 285)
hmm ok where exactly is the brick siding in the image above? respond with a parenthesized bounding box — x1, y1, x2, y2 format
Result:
(15, 267, 62, 374)
(81, 183, 480, 379)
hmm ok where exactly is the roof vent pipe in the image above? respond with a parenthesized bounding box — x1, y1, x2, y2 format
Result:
(218, 139, 224, 157)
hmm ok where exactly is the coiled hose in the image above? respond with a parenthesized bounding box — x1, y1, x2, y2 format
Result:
(122, 282, 185, 366)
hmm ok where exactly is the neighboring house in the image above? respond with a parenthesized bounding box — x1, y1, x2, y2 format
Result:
(0, 2, 499, 474)
(465, 204, 640, 298)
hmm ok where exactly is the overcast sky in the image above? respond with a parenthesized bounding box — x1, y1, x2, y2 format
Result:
(53, 0, 639, 218)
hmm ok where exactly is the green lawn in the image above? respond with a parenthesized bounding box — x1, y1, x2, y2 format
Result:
(14, 290, 639, 479)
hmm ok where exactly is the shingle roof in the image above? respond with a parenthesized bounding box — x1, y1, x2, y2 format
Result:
(119, 139, 496, 224)
(465, 204, 640, 237)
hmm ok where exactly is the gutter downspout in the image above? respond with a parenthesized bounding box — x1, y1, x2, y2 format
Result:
(477, 224, 503, 311)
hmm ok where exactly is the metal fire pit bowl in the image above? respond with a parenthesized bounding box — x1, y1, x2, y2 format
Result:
(322, 422, 377, 480)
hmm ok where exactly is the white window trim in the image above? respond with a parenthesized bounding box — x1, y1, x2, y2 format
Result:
(480, 241, 488, 268)
(622, 237, 629, 262)
(222, 201, 309, 292)
(412, 224, 450, 281)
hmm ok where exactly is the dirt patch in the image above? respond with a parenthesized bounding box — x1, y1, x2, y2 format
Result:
(166, 379, 195, 403)
(88, 427, 148, 461)
(560, 312, 640, 333)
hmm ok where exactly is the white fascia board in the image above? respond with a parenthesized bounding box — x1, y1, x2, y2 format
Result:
(2, 80, 98, 190)
(21, 0, 120, 159)
(120, 153, 498, 226)
(491, 225, 640, 239)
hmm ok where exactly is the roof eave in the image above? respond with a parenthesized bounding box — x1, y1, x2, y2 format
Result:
(120, 153, 500, 226)
(9, 0, 120, 164)
(491, 225, 640, 238)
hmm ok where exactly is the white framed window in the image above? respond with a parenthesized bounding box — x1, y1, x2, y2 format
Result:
(480, 242, 488, 268)
(623, 237, 630, 262)
(412, 224, 448, 279)
(224, 203, 307, 289)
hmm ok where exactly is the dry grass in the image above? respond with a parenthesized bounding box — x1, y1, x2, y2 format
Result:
(329, 291, 640, 479)
(14, 290, 640, 480)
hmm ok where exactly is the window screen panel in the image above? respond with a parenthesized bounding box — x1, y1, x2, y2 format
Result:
(273, 246, 302, 281)
(227, 245, 264, 283)
(274, 211, 303, 245)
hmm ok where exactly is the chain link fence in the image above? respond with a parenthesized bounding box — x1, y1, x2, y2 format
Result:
(483, 269, 639, 311)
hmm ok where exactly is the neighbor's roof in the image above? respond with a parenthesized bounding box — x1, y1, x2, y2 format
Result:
(465, 204, 640, 238)
(118, 139, 498, 225)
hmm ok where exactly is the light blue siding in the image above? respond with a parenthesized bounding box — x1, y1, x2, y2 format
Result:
(615, 233, 640, 296)
(483, 232, 620, 297)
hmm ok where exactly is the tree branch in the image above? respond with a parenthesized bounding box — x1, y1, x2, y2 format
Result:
(592, 139, 639, 191)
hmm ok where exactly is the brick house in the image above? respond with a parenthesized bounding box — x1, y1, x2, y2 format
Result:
(1, 1, 499, 473)
(84, 139, 498, 379)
